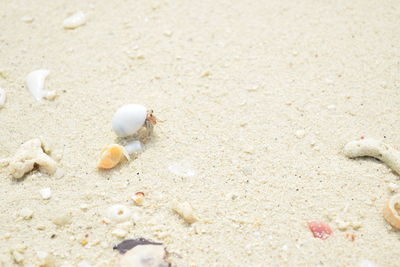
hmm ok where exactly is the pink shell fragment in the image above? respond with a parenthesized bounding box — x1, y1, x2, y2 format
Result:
(307, 221, 332, 240)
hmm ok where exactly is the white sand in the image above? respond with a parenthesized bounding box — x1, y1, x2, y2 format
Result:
(1, 0, 399, 266)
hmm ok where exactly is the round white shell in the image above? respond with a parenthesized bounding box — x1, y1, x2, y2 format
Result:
(112, 104, 147, 137)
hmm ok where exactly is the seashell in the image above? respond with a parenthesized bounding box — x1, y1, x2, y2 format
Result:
(97, 144, 129, 169)
(383, 194, 400, 229)
(114, 238, 170, 267)
(0, 87, 6, 108)
(26, 69, 55, 101)
(112, 104, 148, 137)
(106, 204, 131, 223)
(63, 11, 86, 29)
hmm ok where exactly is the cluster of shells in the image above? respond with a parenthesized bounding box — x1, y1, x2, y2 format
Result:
(97, 104, 159, 169)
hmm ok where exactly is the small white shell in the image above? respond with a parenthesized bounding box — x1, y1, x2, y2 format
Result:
(63, 11, 86, 29)
(0, 87, 6, 108)
(26, 69, 55, 101)
(124, 140, 142, 154)
(112, 104, 147, 137)
(106, 204, 131, 223)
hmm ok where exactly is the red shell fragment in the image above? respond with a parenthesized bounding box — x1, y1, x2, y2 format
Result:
(307, 221, 332, 240)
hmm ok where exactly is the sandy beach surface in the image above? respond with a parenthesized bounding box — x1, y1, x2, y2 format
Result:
(1, 0, 399, 266)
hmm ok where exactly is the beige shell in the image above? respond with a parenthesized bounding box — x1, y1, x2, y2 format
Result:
(383, 194, 400, 230)
(97, 144, 129, 169)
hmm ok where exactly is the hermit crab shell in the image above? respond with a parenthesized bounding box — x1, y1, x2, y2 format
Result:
(112, 104, 147, 137)
(383, 194, 400, 230)
(97, 144, 128, 169)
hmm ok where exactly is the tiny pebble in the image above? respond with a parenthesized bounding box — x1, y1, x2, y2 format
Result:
(80, 204, 89, 211)
(0, 87, 6, 108)
(19, 208, 33, 220)
(163, 30, 173, 37)
(295, 129, 306, 138)
(40, 188, 52, 199)
(172, 200, 197, 224)
(327, 104, 336, 110)
(388, 182, 399, 192)
(52, 212, 72, 226)
(20, 16, 34, 23)
(335, 219, 349, 231)
(63, 11, 86, 29)
(112, 229, 128, 238)
(131, 192, 144, 206)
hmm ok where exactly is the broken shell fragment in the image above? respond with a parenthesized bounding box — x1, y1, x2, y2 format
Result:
(383, 194, 400, 230)
(26, 69, 56, 101)
(97, 144, 128, 169)
(63, 11, 86, 29)
(114, 238, 170, 267)
(132, 192, 145, 206)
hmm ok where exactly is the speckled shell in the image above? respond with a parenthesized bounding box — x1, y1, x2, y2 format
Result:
(112, 104, 147, 137)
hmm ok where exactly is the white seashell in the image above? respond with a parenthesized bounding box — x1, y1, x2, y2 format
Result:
(63, 11, 86, 29)
(26, 69, 55, 101)
(124, 140, 142, 154)
(112, 104, 147, 137)
(0, 87, 6, 108)
(106, 204, 131, 223)
(118, 243, 169, 267)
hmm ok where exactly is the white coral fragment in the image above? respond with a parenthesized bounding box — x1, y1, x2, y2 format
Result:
(172, 200, 197, 224)
(2, 139, 57, 179)
(343, 138, 400, 175)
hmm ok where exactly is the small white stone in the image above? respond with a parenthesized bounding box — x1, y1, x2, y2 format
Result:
(63, 11, 86, 29)
(0, 87, 6, 108)
(21, 16, 34, 23)
(335, 219, 349, 231)
(163, 30, 173, 37)
(327, 104, 336, 110)
(40, 188, 52, 199)
(295, 129, 306, 139)
(325, 78, 334, 85)
(172, 200, 197, 224)
(79, 204, 89, 211)
(111, 229, 127, 238)
(52, 212, 72, 226)
(19, 208, 33, 220)
(388, 182, 399, 192)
